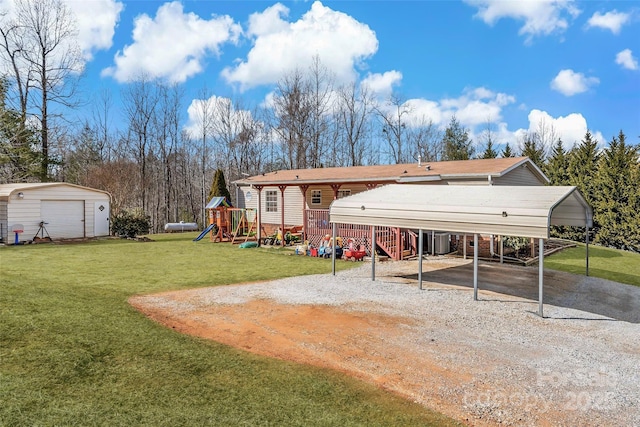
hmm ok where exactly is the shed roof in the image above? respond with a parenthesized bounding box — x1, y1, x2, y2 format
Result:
(329, 184, 592, 239)
(235, 157, 547, 186)
(0, 182, 110, 201)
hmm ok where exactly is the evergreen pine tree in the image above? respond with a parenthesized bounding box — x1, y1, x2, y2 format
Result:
(593, 131, 640, 251)
(520, 135, 546, 169)
(629, 149, 640, 252)
(0, 78, 41, 182)
(501, 143, 514, 158)
(208, 169, 232, 205)
(564, 131, 600, 242)
(544, 139, 570, 186)
(480, 139, 498, 159)
(568, 131, 600, 207)
(441, 116, 474, 160)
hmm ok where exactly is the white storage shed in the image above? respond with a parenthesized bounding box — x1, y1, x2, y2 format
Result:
(0, 183, 111, 243)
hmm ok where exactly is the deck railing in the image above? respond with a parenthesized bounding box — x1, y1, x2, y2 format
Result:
(304, 209, 414, 260)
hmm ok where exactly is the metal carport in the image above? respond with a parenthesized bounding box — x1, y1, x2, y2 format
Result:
(329, 185, 593, 317)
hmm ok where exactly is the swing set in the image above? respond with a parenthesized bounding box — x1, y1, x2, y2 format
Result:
(207, 200, 258, 244)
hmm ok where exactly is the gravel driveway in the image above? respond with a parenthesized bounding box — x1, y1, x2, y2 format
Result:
(130, 258, 640, 427)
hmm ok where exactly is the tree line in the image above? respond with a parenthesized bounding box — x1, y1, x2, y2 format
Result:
(1, 0, 638, 250)
(445, 120, 639, 252)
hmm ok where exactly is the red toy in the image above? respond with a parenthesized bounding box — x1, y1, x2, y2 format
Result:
(344, 238, 366, 261)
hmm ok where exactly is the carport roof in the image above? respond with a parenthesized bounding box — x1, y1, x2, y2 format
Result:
(329, 184, 592, 239)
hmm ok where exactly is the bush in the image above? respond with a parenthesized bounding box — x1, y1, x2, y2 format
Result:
(111, 208, 151, 238)
(503, 236, 529, 257)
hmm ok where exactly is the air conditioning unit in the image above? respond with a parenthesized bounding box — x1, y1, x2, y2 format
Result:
(436, 233, 451, 254)
(427, 232, 450, 255)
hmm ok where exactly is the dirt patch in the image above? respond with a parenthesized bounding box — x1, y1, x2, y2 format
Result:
(130, 296, 473, 419)
(130, 259, 640, 427)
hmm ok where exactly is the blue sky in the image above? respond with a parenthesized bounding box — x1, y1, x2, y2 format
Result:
(5, 0, 640, 152)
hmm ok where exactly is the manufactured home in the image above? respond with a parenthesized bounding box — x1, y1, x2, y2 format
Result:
(234, 157, 548, 259)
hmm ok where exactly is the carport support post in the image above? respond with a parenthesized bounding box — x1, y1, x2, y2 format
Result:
(418, 229, 423, 290)
(463, 234, 467, 259)
(499, 235, 504, 264)
(431, 230, 435, 256)
(585, 224, 590, 277)
(473, 233, 478, 301)
(538, 238, 544, 317)
(331, 222, 337, 276)
(371, 225, 376, 282)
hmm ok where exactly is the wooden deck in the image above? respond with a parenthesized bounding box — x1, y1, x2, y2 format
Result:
(304, 209, 416, 260)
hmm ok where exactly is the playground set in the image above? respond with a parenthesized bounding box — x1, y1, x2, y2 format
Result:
(193, 197, 259, 245)
(193, 197, 368, 260)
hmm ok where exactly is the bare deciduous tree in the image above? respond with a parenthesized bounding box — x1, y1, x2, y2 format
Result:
(271, 68, 313, 169)
(91, 88, 116, 162)
(153, 83, 183, 227)
(1, 0, 84, 180)
(191, 87, 215, 225)
(121, 76, 159, 213)
(335, 81, 373, 166)
(376, 94, 412, 164)
(406, 116, 441, 162)
(306, 56, 334, 168)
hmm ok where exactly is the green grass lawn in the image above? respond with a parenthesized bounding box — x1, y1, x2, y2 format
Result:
(0, 234, 459, 426)
(546, 243, 640, 287)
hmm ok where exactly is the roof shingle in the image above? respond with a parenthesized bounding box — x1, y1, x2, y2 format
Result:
(235, 157, 539, 186)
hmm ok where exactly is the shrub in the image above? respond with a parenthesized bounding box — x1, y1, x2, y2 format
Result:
(111, 208, 151, 238)
(503, 236, 529, 257)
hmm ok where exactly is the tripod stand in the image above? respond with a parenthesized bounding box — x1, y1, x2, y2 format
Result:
(33, 221, 52, 242)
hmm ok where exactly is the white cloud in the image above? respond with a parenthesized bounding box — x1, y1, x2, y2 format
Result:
(184, 95, 256, 140)
(360, 71, 402, 98)
(0, 0, 16, 17)
(221, 1, 378, 90)
(515, 109, 604, 150)
(586, 10, 630, 34)
(102, 1, 241, 83)
(374, 86, 517, 144)
(405, 99, 444, 126)
(247, 3, 290, 37)
(615, 49, 639, 70)
(0, 0, 122, 66)
(183, 95, 259, 141)
(550, 69, 599, 96)
(465, 0, 580, 41)
(67, 0, 124, 59)
(437, 87, 516, 128)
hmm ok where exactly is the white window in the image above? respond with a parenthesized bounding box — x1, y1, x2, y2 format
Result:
(337, 189, 351, 199)
(266, 190, 277, 212)
(311, 190, 322, 205)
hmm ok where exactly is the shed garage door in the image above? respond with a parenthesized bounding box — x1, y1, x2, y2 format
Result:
(41, 200, 85, 239)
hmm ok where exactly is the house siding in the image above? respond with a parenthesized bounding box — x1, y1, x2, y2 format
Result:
(238, 186, 257, 210)
(0, 200, 7, 242)
(494, 164, 544, 186)
(240, 185, 304, 227)
(238, 183, 376, 231)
